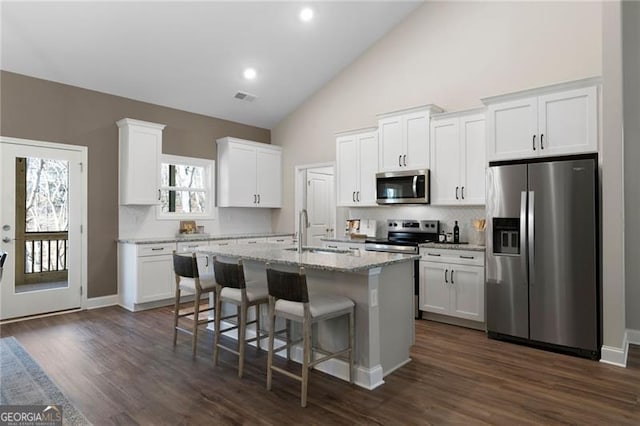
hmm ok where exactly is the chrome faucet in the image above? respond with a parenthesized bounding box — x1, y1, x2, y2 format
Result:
(298, 209, 308, 253)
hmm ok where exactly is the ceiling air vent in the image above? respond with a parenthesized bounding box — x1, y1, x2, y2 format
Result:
(234, 91, 257, 102)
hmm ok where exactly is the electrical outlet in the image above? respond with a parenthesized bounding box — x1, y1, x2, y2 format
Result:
(370, 289, 378, 307)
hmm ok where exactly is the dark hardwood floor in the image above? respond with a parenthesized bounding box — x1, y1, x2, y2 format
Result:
(2, 306, 639, 425)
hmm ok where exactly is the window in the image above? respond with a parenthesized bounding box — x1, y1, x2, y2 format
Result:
(158, 155, 215, 219)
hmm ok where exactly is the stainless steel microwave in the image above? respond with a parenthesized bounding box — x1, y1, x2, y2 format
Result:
(376, 169, 430, 205)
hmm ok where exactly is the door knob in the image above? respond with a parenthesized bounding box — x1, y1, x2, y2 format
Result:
(2, 237, 13, 243)
(2, 225, 10, 231)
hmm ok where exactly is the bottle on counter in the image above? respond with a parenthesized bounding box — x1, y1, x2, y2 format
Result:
(453, 220, 460, 243)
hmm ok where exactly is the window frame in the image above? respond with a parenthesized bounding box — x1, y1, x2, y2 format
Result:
(156, 154, 216, 220)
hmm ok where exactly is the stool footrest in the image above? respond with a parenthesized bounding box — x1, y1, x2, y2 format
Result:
(175, 326, 194, 336)
(216, 344, 240, 356)
(270, 365, 302, 382)
(309, 348, 351, 368)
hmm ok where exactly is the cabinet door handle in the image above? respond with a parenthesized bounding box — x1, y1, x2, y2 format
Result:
(460, 255, 475, 259)
(158, 189, 161, 201)
(444, 269, 448, 283)
(461, 186, 465, 200)
(352, 191, 356, 202)
(328, 245, 338, 249)
(532, 135, 536, 151)
(257, 194, 261, 204)
(151, 247, 164, 251)
(451, 270, 455, 284)
(455, 186, 459, 200)
(540, 134, 544, 150)
(205, 256, 209, 267)
(219, 243, 229, 246)
(356, 191, 360, 202)
(398, 155, 402, 167)
(427, 253, 441, 257)
(248, 241, 257, 244)
(403, 154, 407, 167)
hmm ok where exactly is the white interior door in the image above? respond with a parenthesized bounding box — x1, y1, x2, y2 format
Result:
(0, 138, 85, 320)
(306, 169, 334, 246)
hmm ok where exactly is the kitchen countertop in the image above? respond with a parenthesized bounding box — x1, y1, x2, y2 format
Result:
(420, 242, 486, 252)
(118, 232, 294, 245)
(320, 236, 367, 244)
(198, 242, 419, 273)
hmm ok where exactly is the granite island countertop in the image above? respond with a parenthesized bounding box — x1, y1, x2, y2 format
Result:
(118, 232, 294, 245)
(198, 242, 419, 273)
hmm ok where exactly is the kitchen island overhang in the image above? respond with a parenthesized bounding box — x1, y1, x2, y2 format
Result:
(197, 243, 418, 390)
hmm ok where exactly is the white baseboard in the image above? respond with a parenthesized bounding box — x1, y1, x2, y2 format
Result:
(600, 345, 627, 367)
(625, 328, 640, 345)
(209, 320, 385, 390)
(86, 294, 119, 310)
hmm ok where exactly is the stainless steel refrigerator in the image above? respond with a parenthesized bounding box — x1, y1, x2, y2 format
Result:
(486, 154, 600, 359)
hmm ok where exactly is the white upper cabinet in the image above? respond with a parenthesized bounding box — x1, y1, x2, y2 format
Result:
(430, 110, 486, 205)
(217, 137, 282, 208)
(117, 118, 165, 205)
(336, 128, 378, 207)
(483, 78, 599, 162)
(377, 105, 443, 172)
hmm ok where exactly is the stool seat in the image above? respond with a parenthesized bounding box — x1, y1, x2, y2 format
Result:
(276, 294, 354, 319)
(265, 264, 355, 407)
(172, 251, 216, 357)
(213, 258, 269, 378)
(221, 281, 268, 303)
(179, 274, 216, 292)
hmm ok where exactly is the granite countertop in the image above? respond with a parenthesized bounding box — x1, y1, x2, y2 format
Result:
(118, 232, 294, 245)
(198, 242, 419, 273)
(320, 237, 367, 244)
(419, 242, 486, 252)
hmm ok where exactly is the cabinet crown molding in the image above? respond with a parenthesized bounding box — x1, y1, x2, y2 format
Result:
(481, 76, 602, 106)
(335, 126, 377, 137)
(376, 104, 444, 119)
(116, 118, 166, 130)
(216, 136, 281, 151)
(432, 107, 486, 120)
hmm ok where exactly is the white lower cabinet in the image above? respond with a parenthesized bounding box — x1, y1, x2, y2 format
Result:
(177, 241, 210, 274)
(267, 236, 295, 244)
(419, 249, 485, 323)
(119, 242, 176, 311)
(322, 241, 364, 252)
(236, 237, 268, 245)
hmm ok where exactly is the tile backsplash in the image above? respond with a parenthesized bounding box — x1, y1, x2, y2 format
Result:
(341, 205, 486, 241)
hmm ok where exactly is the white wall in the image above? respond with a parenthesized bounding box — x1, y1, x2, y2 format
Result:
(119, 206, 272, 239)
(623, 1, 640, 331)
(600, 0, 626, 359)
(271, 1, 602, 233)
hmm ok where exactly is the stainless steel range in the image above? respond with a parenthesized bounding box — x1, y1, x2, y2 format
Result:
(365, 220, 440, 253)
(365, 219, 439, 318)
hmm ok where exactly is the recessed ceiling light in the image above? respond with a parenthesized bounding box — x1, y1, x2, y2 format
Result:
(243, 68, 257, 80)
(299, 7, 314, 22)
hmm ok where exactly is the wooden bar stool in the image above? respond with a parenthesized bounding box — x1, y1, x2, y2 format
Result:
(265, 263, 355, 407)
(172, 251, 216, 357)
(213, 257, 269, 378)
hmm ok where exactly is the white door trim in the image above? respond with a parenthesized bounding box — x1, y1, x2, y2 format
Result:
(294, 161, 336, 240)
(0, 136, 88, 312)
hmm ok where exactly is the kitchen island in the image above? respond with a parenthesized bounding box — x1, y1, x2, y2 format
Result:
(199, 242, 419, 390)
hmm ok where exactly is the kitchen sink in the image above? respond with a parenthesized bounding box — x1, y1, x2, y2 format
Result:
(284, 246, 351, 255)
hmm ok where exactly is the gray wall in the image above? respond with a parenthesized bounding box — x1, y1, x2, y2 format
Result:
(623, 1, 640, 330)
(0, 71, 270, 298)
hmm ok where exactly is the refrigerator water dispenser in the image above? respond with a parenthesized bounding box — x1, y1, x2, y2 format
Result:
(492, 218, 519, 255)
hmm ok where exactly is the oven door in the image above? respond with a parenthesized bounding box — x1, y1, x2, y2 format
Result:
(376, 170, 429, 204)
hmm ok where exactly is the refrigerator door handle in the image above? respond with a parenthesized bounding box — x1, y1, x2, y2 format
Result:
(528, 191, 535, 286)
(520, 191, 528, 275)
